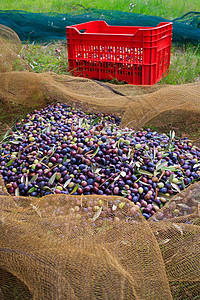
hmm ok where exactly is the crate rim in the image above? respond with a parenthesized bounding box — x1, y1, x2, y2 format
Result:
(66, 20, 173, 36)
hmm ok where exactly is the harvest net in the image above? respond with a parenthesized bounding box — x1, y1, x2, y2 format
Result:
(0, 10, 199, 45)
(0, 25, 200, 299)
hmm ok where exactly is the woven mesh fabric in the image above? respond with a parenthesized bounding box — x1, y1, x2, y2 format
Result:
(0, 25, 200, 299)
(0, 9, 199, 44)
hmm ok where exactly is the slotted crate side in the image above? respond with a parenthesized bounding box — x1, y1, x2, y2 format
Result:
(66, 21, 172, 85)
(133, 22, 172, 84)
(67, 32, 143, 84)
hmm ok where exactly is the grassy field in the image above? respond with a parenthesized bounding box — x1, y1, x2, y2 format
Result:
(0, 0, 200, 19)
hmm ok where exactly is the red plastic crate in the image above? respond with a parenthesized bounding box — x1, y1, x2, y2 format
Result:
(66, 20, 172, 85)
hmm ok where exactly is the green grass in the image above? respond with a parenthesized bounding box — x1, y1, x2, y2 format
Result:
(19, 41, 200, 85)
(0, 0, 199, 19)
(20, 41, 69, 74)
(160, 44, 200, 85)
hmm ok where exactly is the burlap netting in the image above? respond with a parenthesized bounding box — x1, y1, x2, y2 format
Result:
(0, 24, 200, 299)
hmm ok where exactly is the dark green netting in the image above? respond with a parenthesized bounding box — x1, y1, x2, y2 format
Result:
(0, 9, 199, 44)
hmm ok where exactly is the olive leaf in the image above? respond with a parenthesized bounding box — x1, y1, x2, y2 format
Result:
(70, 183, 79, 195)
(96, 221, 114, 233)
(43, 126, 51, 133)
(41, 145, 56, 161)
(185, 153, 193, 159)
(92, 206, 102, 222)
(168, 173, 174, 183)
(25, 176, 29, 187)
(114, 174, 120, 181)
(80, 117, 89, 128)
(117, 139, 120, 148)
(170, 130, 175, 141)
(155, 160, 167, 171)
(121, 189, 129, 196)
(135, 176, 142, 183)
(193, 163, 200, 169)
(144, 150, 152, 161)
(30, 174, 38, 183)
(63, 178, 72, 188)
(138, 180, 149, 186)
(43, 186, 53, 192)
(91, 163, 99, 174)
(179, 177, 185, 189)
(90, 117, 101, 126)
(78, 118, 83, 127)
(28, 187, 36, 193)
(15, 188, 19, 196)
(21, 175, 25, 183)
(162, 152, 169, 158)
(20, 162, 25, 168)
(127, 148, 132, 159)
(48, 172, 57, 185)
(17, 151, 21, 159)
(6, 158, 15, 167)
(171, 182, 181, 193)
(90, 146, 99, 158)
(162, 165, 179, 172)
(95, 168, 102, 174)
(135, 161, 141, 168)
(138, 169, 153, 177)
(13, 133, 23, 139)
(120, 171, 126, 177)
(10, 140, 21, 144)
(63, 156, 68, 163)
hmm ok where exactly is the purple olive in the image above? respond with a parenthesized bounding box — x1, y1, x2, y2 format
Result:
(0, 103, 199, 221)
